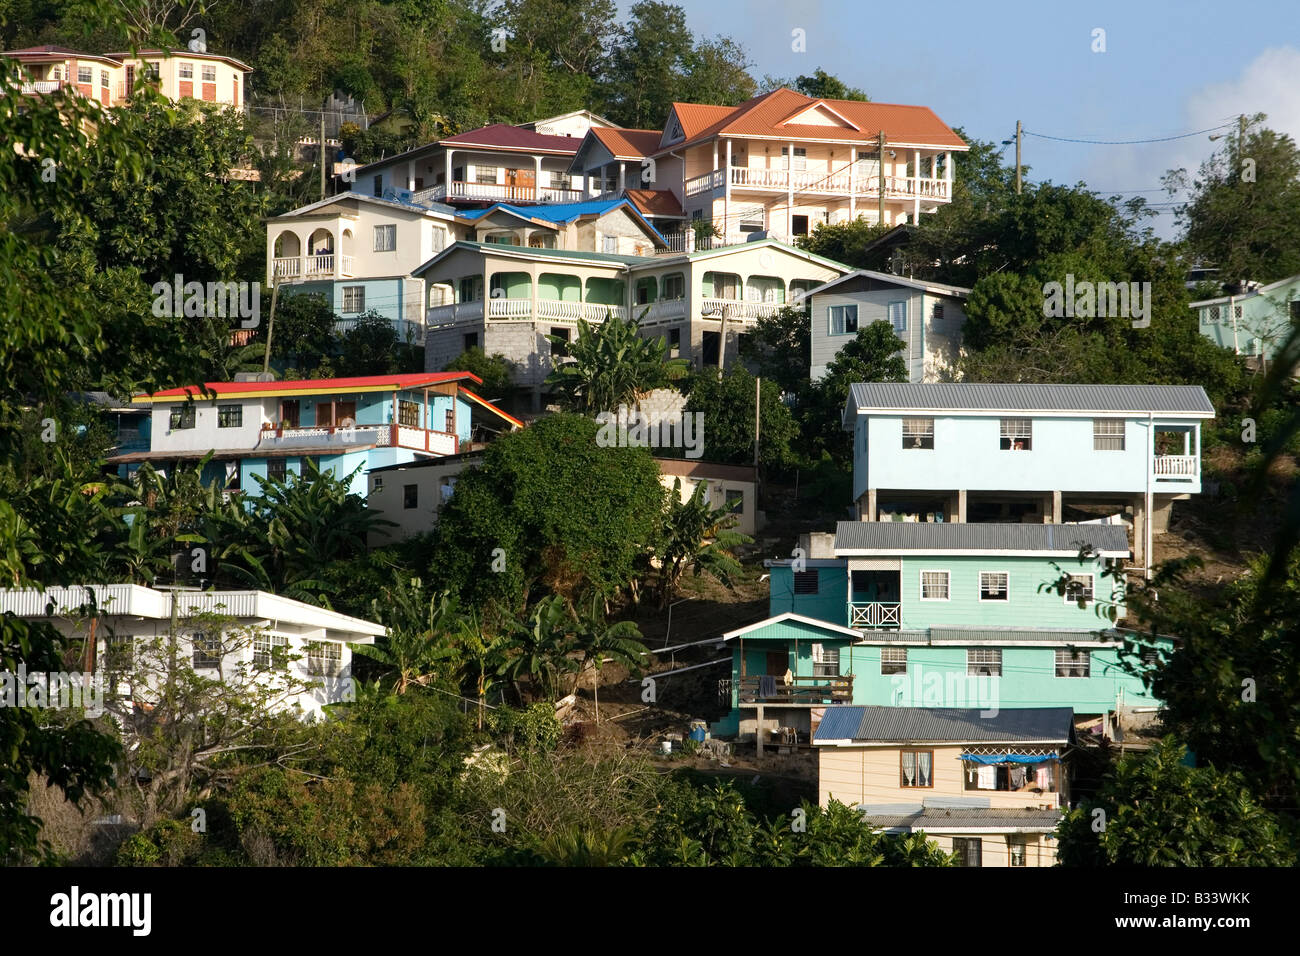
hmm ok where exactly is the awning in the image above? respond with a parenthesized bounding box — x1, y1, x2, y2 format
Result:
(960, 753, 1057, 765)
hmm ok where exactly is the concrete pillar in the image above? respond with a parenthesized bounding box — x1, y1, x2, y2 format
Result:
(534, 155, 542, 200)
(1132, 495, 1147, 567)
(865, 488, 877, 521)
(444, 149, 453, 194)
(756, 704, 765, 755)
(956, 489, 967, 523)
(1051, 490, 1062, 524)
(849, 146, 857, 219)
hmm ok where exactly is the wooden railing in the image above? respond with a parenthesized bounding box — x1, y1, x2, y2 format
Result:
(427, 181, 584, 204)
(736, 674, 853, 705)
(849, 602, 902, 629)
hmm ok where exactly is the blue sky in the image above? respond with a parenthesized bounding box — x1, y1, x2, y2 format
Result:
(647, 0, 1300, 236)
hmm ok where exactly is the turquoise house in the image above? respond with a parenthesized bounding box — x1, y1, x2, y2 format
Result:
(1189, 273, 1300, 367)
(711, 522, 1171, 744)
(110, 371, 521, 497)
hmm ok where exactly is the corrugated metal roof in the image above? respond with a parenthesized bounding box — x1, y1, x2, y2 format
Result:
(866, 807, 1063, 830)
(929, 627, 1120, 644)
(814, 706, 1074, 744)
(847, 382, 1215, 415)
(835, 521, 1130, 554)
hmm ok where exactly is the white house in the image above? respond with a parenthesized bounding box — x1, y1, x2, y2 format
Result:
(0, 585, 384, 719)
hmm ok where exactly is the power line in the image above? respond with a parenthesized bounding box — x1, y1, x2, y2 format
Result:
(1022, 123, 1234, 146)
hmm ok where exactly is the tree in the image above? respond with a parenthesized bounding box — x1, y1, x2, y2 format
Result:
(499, 595, 578, 702)
(680, 36, 756, 108)
(545, 310, 687, 413)
(801, 321, 908, 463)
(338, 311, 421, 376)
(683, 366, 799, 469)
(738, 306, 811, 397)
(1170, 116, 1300, 284)
(653, 479, 750, 608)
(428, 414, 666, 608)
(443, 346, 516, 403)
(353, 584, 463, 695)
(600, 2, 694, 128)
(566, 594, 648, 692)
(761, 67, 869, 101)
(797, 219, 895, 270)
(1057, 739, 1296, 866)
(263, 290, 337, 375)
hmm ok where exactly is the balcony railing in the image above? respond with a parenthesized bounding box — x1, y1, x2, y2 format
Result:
(259, 422, 457, 455)
(426, 181, 584, 204)
(1153, 455, 1198, 478)
(21, 80, 67, 94)
(699, 297, 786, 324)
(684, 166, 951, 202)
(849, 601, 902, 629)
(271, 254, 354, 279)
(428, 299, 627, 325)
(638, 299, 688, 325)
(737, 674, 854, 705)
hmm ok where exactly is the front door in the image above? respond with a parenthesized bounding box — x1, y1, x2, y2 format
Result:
(332, 401, 357, 427)
(765, 651, 788, 677)
(508, 168, 537, 199)
(280, 400, 300, 428)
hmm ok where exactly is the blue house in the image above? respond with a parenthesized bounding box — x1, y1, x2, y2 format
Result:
(1189, 273, 1300, 369)
(110, 371, 521, 497)
(843, 382, 1216, 567)
(711, 522, 1171, 745)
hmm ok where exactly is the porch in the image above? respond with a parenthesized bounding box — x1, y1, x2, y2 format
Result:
(416, 182, 585, 204)
(684, 166, 951, 201)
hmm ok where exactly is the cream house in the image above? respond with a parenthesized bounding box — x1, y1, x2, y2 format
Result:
(814, 705, 1074, 867)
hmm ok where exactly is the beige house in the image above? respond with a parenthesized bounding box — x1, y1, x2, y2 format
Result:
(814, 705, 1074, 867)
(656, 459, 761, 536)
(568, 88, 967, 247)
(365, 452, 485, 545)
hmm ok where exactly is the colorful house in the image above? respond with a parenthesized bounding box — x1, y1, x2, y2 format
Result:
(711, 522, 1169, 743)
(844, 383, 1216, 566)
(1189, 273, 1300, 369)
(109, 371, 521, 496)
(814, 706, 1074, 866)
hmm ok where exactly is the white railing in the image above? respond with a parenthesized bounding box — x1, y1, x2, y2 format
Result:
(699, 297, 785, 323)
(427, 299, 629, 324)
(486, 297, 534, 319)
(640, 299, 688, 324)
(849, 602, 902, 629)
(684, 168, 725, 197)
(304, 254, 334, 277)
(271, 254, 353, 279)
(272, 257, 301, 278)
(684, 166, 952, 202)
(266, 424, 386, 444)
(22, 80, 65, 94)
(340, 254, 354, 276)
(539, 186, 584, 203)
(428, 181, 582, 204)
(657, 232, 692, 253)
(427, 301, 485, 325)
(1153, 455, 1198, 477)
(428, 431, 458, 455)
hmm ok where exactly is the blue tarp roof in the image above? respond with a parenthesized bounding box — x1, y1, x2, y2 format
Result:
(459, 199, 631, 223)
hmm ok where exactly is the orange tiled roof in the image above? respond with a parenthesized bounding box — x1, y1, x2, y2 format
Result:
(624, 188, 684, 218)
(663, 88, 966, 152)
(590, 127, 662, 159)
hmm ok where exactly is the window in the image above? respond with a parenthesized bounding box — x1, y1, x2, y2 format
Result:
(253, 633, 288, 669)
(1141, 646, 1160, 667)
(78, 66, 92, 84)
(1008, 839, 1028, 867)
(933, 302, 945, 322)
(979, 571, 1009, 601)
(550, 173, 572, 191)
(1055, 647, 1091, 678)
(306, 641, 343, 677)
(169, 404, 196, 430)
(485, 233, 518, 245)
(793, 570, 820, 595)
(1093, 418, 1125, 451)
(373, 224, 396, 252)
(475, 166, 498, 184)
(953, 837, 982, 868)
(902, 418, 934, 449)
(900, 750, 932, 788)
(403, 484, 418, 509)
(444, 409, 455, 432)
(192, 632, 221, 668)
(431, 226, 446, 254)
(1290, 300, 1300, 323)
(791, 214, 809, 236)
(663, 274, 685, 300)
(103, 635, 134, 673)
(372, 476, 384, 492)
(828, 304, 858, 336)
(397, 400, 419, 427)
(920, 570, 949, 601)
(888, 300, 907, 333)
(464, 332, 478, 351)
(880, 646, 907, 675)
(967, 648, 1002, 676)
(724, 487, 744, 515)
(217, 405, 242, 428)
(201, 64, 216, 82)
(812, 646, 839, 678)
(179, 62, 194, 79)
(267, 458, 286, 483)
(602, 235, 617, 254)
(1000, 418, 1032, 451)
(781, 146, 807, 170)
(373, 174, 383, 197)
(1064, 574, 1094, 604)
(342, 286, 365, 313)
(100, 70, 109, 89)
(668, 328, 681, 358)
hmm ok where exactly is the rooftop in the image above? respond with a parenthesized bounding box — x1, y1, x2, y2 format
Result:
(133, 371, 482, 403)
(833, 520, 1130, 556)
(814, 706, 1076, 745)
(846, 382, 1216, 417)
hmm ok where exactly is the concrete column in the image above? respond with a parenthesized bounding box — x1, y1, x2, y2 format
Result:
(534, 155, 542, 200)
(724, 138, 731, 243)
(865, 488, 877, 521)
(1132, 495, 1147, 567)
(444, 149, 453, 195)
(786, 141, 795, 240)
(407, 159, 415, 191)
(957, 489, 968, 522)
(1051, 490, 1062, 524)
(618, 161, 625, 192)
(756, 704, 764, 755)
(913, 148, 922, 222)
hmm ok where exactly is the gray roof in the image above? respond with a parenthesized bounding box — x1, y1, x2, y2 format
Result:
(847, 382, 1215, 416)
(814, 706, 1075, 744)
(866, 807, 1063, 831)
(853, 628, 1120, 645)
(834, 521, 1130, 554)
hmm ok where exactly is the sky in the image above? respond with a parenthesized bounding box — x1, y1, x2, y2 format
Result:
(644, 0, 1300, 238)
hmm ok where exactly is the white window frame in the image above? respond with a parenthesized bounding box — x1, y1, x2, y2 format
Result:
(888, 300, 907, 334)
(201, 64, 216, 82)
(880, 646, 907, 675)
(1064, 573, 1095, 605)
(812, 646, 840, 678)
(192, 631, 221, 668)
(1093, 418, 1125, 451)
(781, 146, 807, 171)
(967, 648, 1002, 677)
(342, 286, 365, 313)
(253, 633, 288, 669)
(77, 66, 93, 84)
(979, 571, 1010, 602)
(902, 417, 934, 449)
(920, 570, 950, 601)
(1054, 647, 1091, 678)
(828, 304, 858, 336)
(306, 640, 343, 677)
(179, 62, 194, 79)
(1000, 417, 1032, 451)
(373, 224, 396, 252)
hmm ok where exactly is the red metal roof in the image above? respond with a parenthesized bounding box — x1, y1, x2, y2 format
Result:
(139, 371, 481, 400)
(624, 188, 685, 218)
(439, 123, 583, 155)
(590, 127, 663, 159)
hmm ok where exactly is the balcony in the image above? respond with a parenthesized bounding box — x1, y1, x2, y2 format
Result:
(427, 299, 627, 326)
(684, 166, 951, 202)
(1153, 455, 1198, 479)
(259, 422, 457, 456)
(848, 602, 902, 629)
(736, 674, 854, 705)
(21, 80, 67, 94)
(423, 182, 585, 204)
(699, 297, 787, 324)
(637, 299, 688, 325)
(271, 254, 354, 280)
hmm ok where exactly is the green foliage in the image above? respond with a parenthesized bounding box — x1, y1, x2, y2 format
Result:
(338, 310, 422, 376)
(797, 218, 894, 267)
(739, 305, 812, 397)
(545, 310, 687, 413)
(684, 366, 799, 470)
(428, 414, 666, 607)
(490, 702, 563, 754)
(116, 819, 201, 867)
(654, 478, 751, 608)
(1058, 739, 1296, 866)
(264, 290, 338, 375)
(443, 346, 517, 402)
(761, 67, 869, 101)
(800, 321, 908, 464)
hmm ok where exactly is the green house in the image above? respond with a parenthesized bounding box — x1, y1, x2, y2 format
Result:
(1190, 273, 1300, 367)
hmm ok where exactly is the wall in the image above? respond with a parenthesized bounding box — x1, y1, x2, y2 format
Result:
(366, 457, 479, 544)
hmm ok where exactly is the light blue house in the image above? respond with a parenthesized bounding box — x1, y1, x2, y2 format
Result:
(110, 371, 521, 497)
(843, 383, 1216, 567)
(1189, 273, 1300, 369)
(710, 522, 1170, 745)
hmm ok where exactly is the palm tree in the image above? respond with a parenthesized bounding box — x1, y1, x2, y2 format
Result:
(545, 308, 688, 413)
(568, 594, 649, 696)
(655, 478, 752, 608)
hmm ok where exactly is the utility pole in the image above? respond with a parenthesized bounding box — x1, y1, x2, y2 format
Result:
(716, 303, 728, 378)
(753, 375, 761, 470)
(877, 131, 886, 225)
(320, 108, 327, 200)
(1015, 120, 1022, 195)
(263, 276, 281, 375)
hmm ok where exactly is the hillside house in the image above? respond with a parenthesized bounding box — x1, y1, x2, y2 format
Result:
(1189, 273, 1300, 369)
